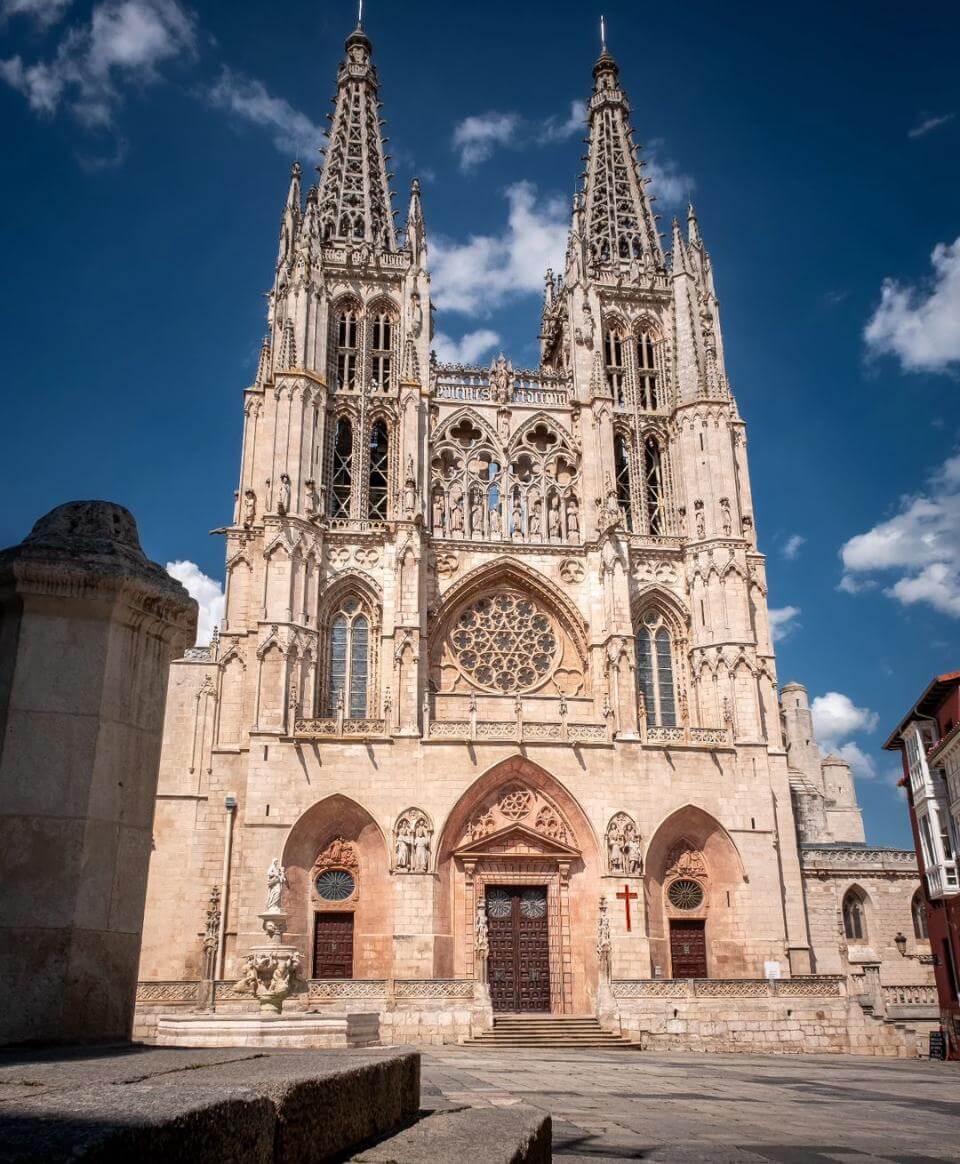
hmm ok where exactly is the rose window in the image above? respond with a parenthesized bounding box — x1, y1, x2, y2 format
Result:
(316, 869, 356, 901)
(668, 878, 704, 910)
(449, 592, 559, 693)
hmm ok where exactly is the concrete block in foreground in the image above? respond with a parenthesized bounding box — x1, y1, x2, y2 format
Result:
(352, 1104, 551, 1164)
(0, 1046, 419, 1163)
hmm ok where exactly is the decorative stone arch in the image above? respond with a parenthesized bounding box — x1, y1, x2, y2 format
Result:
(434, 406, 503, 456)
(429, 557, 590, 697)
(391, 807, 435, 873)
(840, 883, 871, 944)
(507, 410, 575, 457)
(643, 805, 748, 979)
(435, 756, 601, 1014)
(281, 794, 392, 979)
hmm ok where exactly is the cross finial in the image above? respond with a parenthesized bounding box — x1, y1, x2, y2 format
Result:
(600, 14, 606, 52)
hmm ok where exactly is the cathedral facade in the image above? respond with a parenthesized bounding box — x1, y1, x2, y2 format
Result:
(137, 22, 934, 1052)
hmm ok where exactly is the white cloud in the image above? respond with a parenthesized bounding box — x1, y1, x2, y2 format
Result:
(433, 328, 501, 365)
(166, 559, 224, 646)
(864, 237, 960, 373)
(782, 534, 806, 561)
(811, 691, 880, 779)
(0, 0, 195, 127)
(768, 605, 801, 641)
(643, 146, 694, 209)
(840, 451, 960, 616)
(208, 67, 323, 156)
(452, 111, 520, 169)
(1, 0, 72, 26)
(908, 112, 953, 139)
(431, 181, 568, 315)
(538, 99, 586, 143)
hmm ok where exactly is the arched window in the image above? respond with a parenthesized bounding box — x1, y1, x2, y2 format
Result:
(370, 310, 394, 392)
(635, 609, 676, 727)
(644, 435, 666, 535)
(912, 889, 928, 940)
(327, 597, 370, 716)
(614, 433, 633, 531)
(636, 328, 659, 411)
(368, 419, 389, 520)
(604, 328, 627, 407)
(330, 416, 353, 519)
(335, 305, 359, 391)
(842, 889, 867, 942)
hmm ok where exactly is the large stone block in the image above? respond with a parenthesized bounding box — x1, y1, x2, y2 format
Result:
(352, 1104, 551, 1164)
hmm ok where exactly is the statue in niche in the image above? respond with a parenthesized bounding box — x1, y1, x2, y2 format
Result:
(548, 495, 561, 539)
(432, 489, 445, 534)
(394, 818, 414, 870)
(623, 824, 642, 876)
(606, 817, 625, 874)
(694, 500, 705, 539)
(742, 514, 755, 544)
(305, 479, 319, 516)
(449, 487, 464, 535)
(529, 501, 542, 540)
(601, 478, 622, 531)
(278, 474, 291, 516)
(410, 292, 423, 337)
(511, 496, 524, 541)
(719, 497, 732, 537)
(265, 858, 286, 912)
(489, 504, 502, 538)
(475, 897, 489, 954)
(566, 497, 580, 539)
(470, 492, 483, 538)
(413, 820, 432, 872)
(498, 407, 511, 442)
(402, 457, 417, 517)
(243, 490, 256, 527)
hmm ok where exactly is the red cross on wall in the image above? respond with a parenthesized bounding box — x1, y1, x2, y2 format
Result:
(616, 883, 638, 931)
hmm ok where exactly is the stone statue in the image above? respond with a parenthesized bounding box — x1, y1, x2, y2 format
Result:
(529, 501, 542, 540)
(278, 474, 291, 516)
(623, 825, 642, 876)
(490, 354, 511, 404)
(475, 897, 489, 954)
(720, 497, 732, 537)
(450, 502, 464, 535)
(432, 489, 445, 534)
(489, 504, 502, 538)
(243, 490, 256, 527)
(566, 497, 579, 538)
(602, 482, 622, 532)
(597, 895, 612, 960)
(742, 514, 755, 543)
(395, 818, 414, 870)
(410, 292, 423, 337)
(413, 820, 432, 873)
(607, 820, 624, 873)
(548, 495, 561, 539)
(402, 459, 417, 516)
(305, 479, 319, 516)
(265, 858, 286, 912)
(511, 497, 524, 540)
(470, 492, 483, 538)
(695, 502, 706, 539)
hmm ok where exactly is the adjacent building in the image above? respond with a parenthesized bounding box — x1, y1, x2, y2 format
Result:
(885, 673, 960, 1057)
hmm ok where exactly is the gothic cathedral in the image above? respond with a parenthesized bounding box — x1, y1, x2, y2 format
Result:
(138, 21, 932, 1050)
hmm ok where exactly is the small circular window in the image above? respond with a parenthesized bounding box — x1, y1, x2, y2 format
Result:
(316, 869, 356, 901)
(668, 878, 704, 910)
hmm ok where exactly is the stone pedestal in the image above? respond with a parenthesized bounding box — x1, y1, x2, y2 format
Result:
(0, 502, 197, 1044)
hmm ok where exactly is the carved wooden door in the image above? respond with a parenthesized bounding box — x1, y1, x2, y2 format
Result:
(313, 912, 354, 978)
(669, 919, 707, 978)
(486, 886, 550, 1012)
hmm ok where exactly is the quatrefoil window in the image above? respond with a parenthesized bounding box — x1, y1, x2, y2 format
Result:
(449, 591, 560, 693)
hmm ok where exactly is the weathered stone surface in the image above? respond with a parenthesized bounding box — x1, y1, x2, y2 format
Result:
(0, 502, 196, 1046)
(0, 1046, 419, 1163)
(352, 1104, 551, 1164)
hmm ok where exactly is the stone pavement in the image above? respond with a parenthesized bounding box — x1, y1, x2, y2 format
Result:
(420, 1045, 960, 1162)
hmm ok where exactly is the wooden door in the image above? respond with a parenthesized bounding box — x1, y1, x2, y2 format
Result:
(313, 911, 354, 978)
(486, 886, 550, 1012)
(670, 918, 707, 978)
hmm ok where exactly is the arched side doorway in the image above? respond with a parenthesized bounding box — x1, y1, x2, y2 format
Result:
(644, 805, 746, 980)
(282, 794, 391, 979)
(437, 757, 600, 1014)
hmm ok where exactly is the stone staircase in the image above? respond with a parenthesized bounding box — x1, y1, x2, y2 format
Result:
(464, 1013, 639, 1049)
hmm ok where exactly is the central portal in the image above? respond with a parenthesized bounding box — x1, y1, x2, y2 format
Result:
(486, 885, 550, 1012)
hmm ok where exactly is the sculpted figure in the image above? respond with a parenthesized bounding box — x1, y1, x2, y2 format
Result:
(623, 825, 642, 876)
(489, 504, 502, 538)
(432, 489, 445, 534)
(566, 497, 580, 538)
(511, 498, 524, 540)
(265, 858, 286, 912)
(395, 820, 414, 870)
(278, 474, 291, 516)
(548, 495, 561, 539)
(470, 492, 483, 538)
(450, 501, 464, 535)
(607, 821, 624, 873)
(720, 497, 732, 537)
(243, 490, 256, 527)
(475, 897, 489, 954)
(305, 479, 319, 516)
(529, 501, 542, 540)
(413, 820, 431, 872)
(694, 502, 706, 539)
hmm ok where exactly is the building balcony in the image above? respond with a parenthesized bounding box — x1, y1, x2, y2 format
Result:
(925, 860, 960, 898)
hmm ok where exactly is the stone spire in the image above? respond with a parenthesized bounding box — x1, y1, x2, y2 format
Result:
(276, 161, 302, 271)
(581, 39, 664, 272)
(404, 177, 425, 266)
(316, 20, 397, 251)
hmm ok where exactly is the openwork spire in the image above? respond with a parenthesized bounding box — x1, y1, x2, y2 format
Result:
(316, 23, 396, 251)
(582, 45, 663, 272)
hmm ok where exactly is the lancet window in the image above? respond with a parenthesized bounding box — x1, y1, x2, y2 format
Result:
(644, 436, 666, 535)
(330, 416, 353, 519)
(604, 328, 627, 407)
(842, 889, 867, 942)
(367, 419, 389, 519)
(334, 304, 360, 391)
(430, 414, 581, 544)
(370, 310, 394, 392)
(635, 609, 676, 727)
(614, 433, 633, 532)
(636, 328, 660, 411)
(326, 596, 371, 717)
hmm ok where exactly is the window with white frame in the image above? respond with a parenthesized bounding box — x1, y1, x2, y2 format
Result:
(635, 609, 677, 727)
(326, 597, 370, 717)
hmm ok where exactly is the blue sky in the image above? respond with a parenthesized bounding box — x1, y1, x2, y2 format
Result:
(1, 0, 958, 846)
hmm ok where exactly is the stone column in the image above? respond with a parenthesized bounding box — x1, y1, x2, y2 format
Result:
(0, 502, 196, 1044)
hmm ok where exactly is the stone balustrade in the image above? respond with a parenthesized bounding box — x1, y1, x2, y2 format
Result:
(612, 976, 845, 999)
(880, 983, 938, 1008)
